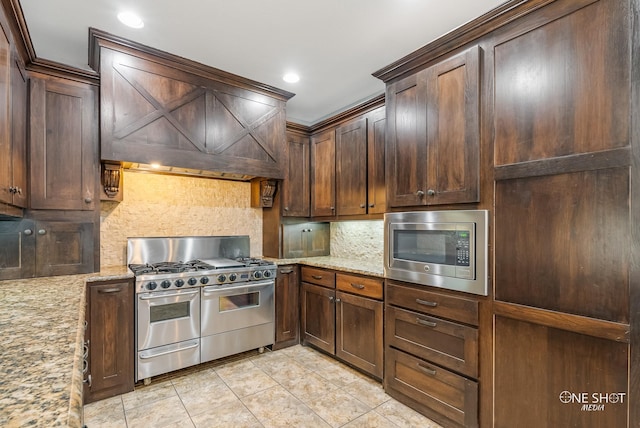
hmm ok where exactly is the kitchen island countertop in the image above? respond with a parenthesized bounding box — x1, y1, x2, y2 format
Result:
(0, 266, 132, 428)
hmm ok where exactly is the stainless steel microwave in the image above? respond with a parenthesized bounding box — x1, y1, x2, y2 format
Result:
(384, 210, 489, 296)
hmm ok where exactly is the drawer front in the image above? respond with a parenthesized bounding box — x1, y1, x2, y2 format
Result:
(387, 280, 478, 326)
(385, 347, 478, 428)
(386, 305, 478, 378)
(301, 266, 336, 288)
(337, 273, 383, 299)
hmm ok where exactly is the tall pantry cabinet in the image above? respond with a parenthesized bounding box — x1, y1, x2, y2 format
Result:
(375, 0, 638, 426)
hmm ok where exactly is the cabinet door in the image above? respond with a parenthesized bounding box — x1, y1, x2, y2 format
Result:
(30, 75, 98, 210)
(366, 107, 386, 214)
(0, 20, 11, 206)
(85, 279, 135, 404)
(282, 132, 310, 217)
(0, 219, 35, 280)
(274, 265, 300, 349)
(386, 72, 428, 207)
(336, 118, 367, 216)
(336, 291, 383, 379)
(35, 221, 95, 277)
(310, 130, 336, 217)
(301, 282, 335, 353)
(425, 46, 480, 205)
(9, 53, 27, 207)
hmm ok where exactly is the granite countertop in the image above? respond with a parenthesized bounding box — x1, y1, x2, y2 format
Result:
(0, 266, 132, 428)
(266, 256, 384, 278)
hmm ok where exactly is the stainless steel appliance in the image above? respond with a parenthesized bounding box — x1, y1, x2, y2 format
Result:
(128, 236, 276, 383)
(384, 210, 489, 296)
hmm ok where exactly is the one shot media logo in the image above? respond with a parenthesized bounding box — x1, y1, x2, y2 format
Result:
(559, 390, 626, 412)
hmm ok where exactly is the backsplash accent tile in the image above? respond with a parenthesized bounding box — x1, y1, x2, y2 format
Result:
(330, 220, 384, 265)
(100, 171, 262, 266)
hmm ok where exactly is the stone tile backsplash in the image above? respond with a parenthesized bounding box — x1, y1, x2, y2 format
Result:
(100, 171, 385, 267)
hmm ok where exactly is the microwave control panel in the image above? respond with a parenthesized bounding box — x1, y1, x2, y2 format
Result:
(456, 231, 471, 266)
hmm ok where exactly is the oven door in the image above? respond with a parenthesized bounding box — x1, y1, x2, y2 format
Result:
(137, 288, 200, 351)
(201, 279, 274, 337)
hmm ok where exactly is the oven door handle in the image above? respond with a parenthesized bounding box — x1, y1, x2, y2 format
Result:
(139, 289, 200, 300)
(139, 340, 199, 359)
(203, 279, 274, 294)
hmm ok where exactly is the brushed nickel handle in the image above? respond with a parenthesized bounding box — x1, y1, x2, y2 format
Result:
(350, 283, 365, 290)
(284, 207, 289, 211)
(417, 318, 437, 328)
(416, 190, 425, 197)
(329, 296, 335, 302)
(279, 269, 294, 274)
(335, 297, 341, 303)
(98, 288, 122, 294)
(37, 229, 46, 235)
(360, 203, 365, 208)
(312, 275, 323, 280)
(427, 189, 436, 196)
(417, 364, 436, 376)
(16, 187, 22, 195)
(416, 298, 437, 307)
(369, 204, 374, 208)
(84, 197, 92, 203)
(23, 229, 33, 236)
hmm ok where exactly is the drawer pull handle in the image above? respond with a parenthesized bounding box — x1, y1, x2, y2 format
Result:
(312, 275, 323, 280)
(280, 269, 294, 274)
(416, 318, 437, 328)
(416, 298, 438, 307)
(98, 288, 122, 294)
(417, 364, 437, 376)
(350, 283, 365, 290)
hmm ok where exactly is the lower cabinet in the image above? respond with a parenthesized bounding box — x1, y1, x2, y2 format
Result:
(84, 278, 134, 404)
(0, 217, 95, 279)
(274, 265, 300, 350)
(301, 266, 384, 379)
(385, 280, 479, 427)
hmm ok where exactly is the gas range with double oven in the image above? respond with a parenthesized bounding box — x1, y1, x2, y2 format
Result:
(128, 236, 276, 384)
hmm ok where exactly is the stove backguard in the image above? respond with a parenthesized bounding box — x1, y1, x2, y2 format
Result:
(127, 236, 250, 265)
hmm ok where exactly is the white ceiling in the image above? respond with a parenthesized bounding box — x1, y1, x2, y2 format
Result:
(19, 0, 504, 126)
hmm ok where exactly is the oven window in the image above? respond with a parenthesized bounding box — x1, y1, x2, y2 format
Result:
(150, 301, 190, 322)
(394, 230, 457, 265)
(219, 291, 259, 312)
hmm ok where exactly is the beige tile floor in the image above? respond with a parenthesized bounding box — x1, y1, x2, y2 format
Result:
(83, 345, 443, 428)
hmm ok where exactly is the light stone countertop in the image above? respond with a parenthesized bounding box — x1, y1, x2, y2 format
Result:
(266, 256, 384, 278)
(0, 266, 132, 428)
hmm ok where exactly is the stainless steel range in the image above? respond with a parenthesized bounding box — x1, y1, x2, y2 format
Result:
(127, 236, 276, 383)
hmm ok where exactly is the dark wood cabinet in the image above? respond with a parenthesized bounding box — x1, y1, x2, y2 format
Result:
(310, 130, 336, 217)
(386, 46, 480, 208)
(274, 265, 300, 350)
(29, 73, 98, 211)
(335, 118, 367, 216)
(0, 16, 27, 214)
(366, 107, 386, 214)
(385, 280, 479, 427)
(84, 278, 135, 404)
(92, 30, 292, 179)
(301, 267, 384, 379)
(282, 131, 310, 217)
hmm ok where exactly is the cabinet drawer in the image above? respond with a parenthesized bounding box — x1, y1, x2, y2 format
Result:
(387, 281, 478, 326)
(386, 305, 478, 378)
(336, 273, 383, 299)
(385, 347, 478, 428)
(301, 266, 335, 288)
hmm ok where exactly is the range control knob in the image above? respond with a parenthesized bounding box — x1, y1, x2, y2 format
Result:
(147, 281, 158, 291)
(217, 274, 227, 283)
(187, 277, 197, 285)
(253, 271, 263, 279)
(200, 276, 210, 284)
(263, 270, 272, 278)
(175, 279, 185, 288)
(160, 280, 171, 289)
(229, 273, 237, 282)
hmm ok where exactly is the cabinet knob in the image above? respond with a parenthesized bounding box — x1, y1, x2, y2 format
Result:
(16, 187, 22, 195)
(427, 189, 436, 196)
(360, 204, 365, 208)
(330, 206, 335, 211)
(329, 296, 335, 302)
(8, 186, 15, 194)
(84, 197, 93, 204)
(416, 190, 425, 197)
(37, 229, 46, 235)
(284, 207, 289, 211)
(23, 229, 33, 236)
(369, 204, 374, 208)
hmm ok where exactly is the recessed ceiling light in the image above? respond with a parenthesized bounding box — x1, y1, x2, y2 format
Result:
(117, 11, 144, 29)
(283, 73, 300, 83)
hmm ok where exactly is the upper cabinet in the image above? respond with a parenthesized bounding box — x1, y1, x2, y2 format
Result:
(29, 73, 98, 211)
(91, 29, 293, 180)
(282, 130, 310, 217)
(385, 46, 480, 208)
(0, 12, 27, 214)
(310, 129, 336, 217)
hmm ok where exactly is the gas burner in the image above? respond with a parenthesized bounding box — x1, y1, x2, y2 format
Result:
(235, 257, 273, 267)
